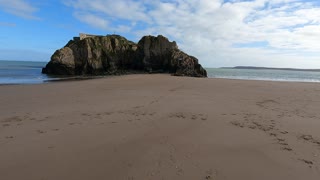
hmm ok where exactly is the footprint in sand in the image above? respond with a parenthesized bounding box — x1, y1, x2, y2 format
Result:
(36, 130, 46, 134)
(279, 142, 289, 146)
(133, 105, 144, 109)
(299, 159, 313, 165)
(169, 112, 209, 121)
(204, 169, 216, 180)
(81, 113, 91, 117)
(2, 116, 22, 123)
(118, 111, 125, 114)
(199, 114, 208, 121)
(173, 113, 186, 119)
(230, 121, 244, 128)
(282, 147, 293, 151)
(104, 112, 113, 115)
(299, 134, 320, 145)
(298, 158, 314, 168)
(276, 138, 289, 146)
(269, 133, 277, 137)
(233, 113, 295, 153)
(256, 99, 279, 109)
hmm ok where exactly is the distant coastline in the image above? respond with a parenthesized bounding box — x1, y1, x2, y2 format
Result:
(221, 66, 320, 72)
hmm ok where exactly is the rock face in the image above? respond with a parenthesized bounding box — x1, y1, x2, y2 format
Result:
(42, 34, 207, 77)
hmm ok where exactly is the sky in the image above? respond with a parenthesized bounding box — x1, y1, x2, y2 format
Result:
(0, 0, 320, 68)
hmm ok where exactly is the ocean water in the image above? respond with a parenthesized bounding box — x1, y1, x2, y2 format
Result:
(206, 68, 320, 82)
(0, 60, 51, 84)
(1, 60, 320, 84)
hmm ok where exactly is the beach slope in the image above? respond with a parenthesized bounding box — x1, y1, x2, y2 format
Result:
(0, 74, 320, 180)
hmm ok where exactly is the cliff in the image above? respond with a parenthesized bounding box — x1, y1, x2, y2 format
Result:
(42, 34, 207, 77)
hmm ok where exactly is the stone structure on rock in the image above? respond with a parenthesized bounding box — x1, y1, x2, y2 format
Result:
(42, 34, 207, 77)
(73, 33, 99, 41)
(79, 33, 98, 40)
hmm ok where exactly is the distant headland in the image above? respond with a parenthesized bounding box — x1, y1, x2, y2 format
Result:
(42, 33, 207, 77)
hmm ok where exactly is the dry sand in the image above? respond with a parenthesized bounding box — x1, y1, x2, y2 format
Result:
(0, 74, 320, 180)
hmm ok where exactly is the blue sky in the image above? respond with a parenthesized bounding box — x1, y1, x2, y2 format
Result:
(0, 0, 320, 68)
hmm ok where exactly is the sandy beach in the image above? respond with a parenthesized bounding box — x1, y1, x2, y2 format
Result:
(1, 74, 320, 180)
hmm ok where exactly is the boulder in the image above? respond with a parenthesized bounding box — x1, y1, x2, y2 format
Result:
(42, 35, 138, 75)
(42, 34, 207, 77)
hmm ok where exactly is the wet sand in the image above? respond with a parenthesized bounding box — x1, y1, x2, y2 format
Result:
(0, 74, 320, 180)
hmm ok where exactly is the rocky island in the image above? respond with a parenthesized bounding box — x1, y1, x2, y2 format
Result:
(42, 34, 207, 77)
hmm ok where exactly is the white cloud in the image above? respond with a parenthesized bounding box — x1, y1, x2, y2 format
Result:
(74, 12, 109, 30)
(64, 0, 150, 22)
(0, 0, 39, 19)
(64, 0, 320, 68)
(0, 22, 16, 27)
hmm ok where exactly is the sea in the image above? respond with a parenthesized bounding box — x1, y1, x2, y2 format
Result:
(206, 68, 320, 82)
(0, 60, 53, 84)
(1, 60, 320, 84)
